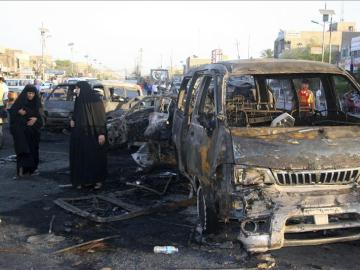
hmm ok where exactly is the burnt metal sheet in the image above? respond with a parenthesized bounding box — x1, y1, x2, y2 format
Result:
(230, 126, 360, 170)
(54, 194, 195, 223)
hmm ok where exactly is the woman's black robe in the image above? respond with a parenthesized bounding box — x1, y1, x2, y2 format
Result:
(9, 85, 43, 175)
(70, 81, 107, 186)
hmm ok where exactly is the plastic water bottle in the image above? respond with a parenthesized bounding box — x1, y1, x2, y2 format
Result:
(153, 246, 179, 254)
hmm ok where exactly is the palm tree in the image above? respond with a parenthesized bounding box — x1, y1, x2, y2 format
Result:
(261, 49, 274, 58)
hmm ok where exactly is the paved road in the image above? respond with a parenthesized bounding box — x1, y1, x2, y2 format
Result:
(1, 126, 360, 270)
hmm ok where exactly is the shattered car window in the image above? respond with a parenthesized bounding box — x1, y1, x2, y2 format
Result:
(176, 78, 191, 112)
(131, 97, 156, 112)
(333, 75, 360, 115)
(266, 79, 293, 111)
(156, 97, 172, 113)
(226, 75, 332, 127)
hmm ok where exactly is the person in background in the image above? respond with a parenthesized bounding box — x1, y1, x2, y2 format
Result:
(297, 79, 315, 111)
(152, 82, 158, 95)
(144, 80, 152, 96)
(9, 85, 43, 177)
(0, 77, 9, 148)
(34, 79, 41, 94)
(69, 81, 107, 190)
(0, 77, 9, 113)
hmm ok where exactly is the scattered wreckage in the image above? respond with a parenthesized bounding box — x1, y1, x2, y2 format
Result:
(107, 94, 177, 168)
(54, 171, 195, 223)
(43, 81, 143, 130)
(171, 59, 360, 252)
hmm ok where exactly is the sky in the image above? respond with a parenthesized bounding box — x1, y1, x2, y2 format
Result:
(1, 1, 360, 74)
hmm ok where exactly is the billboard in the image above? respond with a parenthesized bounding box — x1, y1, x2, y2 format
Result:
(150, 69, 169, 82)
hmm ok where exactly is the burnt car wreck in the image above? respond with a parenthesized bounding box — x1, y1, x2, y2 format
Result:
(107, 95, 177, 168)
(43, 81, 143, 130)
(171, 59, 360, 252)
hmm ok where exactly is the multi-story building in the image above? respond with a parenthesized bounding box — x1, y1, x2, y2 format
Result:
(274, 21, 360, 63)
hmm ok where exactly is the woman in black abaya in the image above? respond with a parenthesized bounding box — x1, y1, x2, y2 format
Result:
(9, 85, 43, 177)
(70, 81, 107, 189)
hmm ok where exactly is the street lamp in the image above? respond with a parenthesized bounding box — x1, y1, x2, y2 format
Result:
(311, 19, 326, 62)
(319, 8, 335, 63)
(68, 42, 74, 76)
(84, 55, 89, 75)
(39, 23, 49, 80)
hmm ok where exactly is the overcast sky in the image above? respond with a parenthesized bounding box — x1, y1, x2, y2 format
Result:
(1, 1, 360, 73)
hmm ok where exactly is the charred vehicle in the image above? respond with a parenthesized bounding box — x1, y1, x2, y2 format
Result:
(107, 95, 176, 148)
(43, 81, 143, 129)
(172, 59, 360, 252)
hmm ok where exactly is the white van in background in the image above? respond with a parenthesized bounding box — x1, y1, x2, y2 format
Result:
(6, 78, 33, 93)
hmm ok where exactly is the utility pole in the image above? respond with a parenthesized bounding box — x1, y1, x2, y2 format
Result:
(247, 34, 251, 59)
(235, 39, 240, 59)
(329, 15, 333, 64)
(39, 22, 49, 80)
(68, 42, 74, 76)
(319, 6, 335, 63)
(138, 48, 143, 77)
(170, 50, 173, 79)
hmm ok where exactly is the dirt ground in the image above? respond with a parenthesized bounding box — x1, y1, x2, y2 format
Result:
(1, 125, 360, 270)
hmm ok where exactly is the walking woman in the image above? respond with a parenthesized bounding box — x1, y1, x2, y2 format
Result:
(9, 85, 42, 177)
(70, 81, 107, 189)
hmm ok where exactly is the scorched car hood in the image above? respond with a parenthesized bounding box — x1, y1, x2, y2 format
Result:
(230, 126, 360, 170)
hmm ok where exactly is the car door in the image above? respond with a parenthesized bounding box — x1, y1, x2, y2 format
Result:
(172, 76, 192, 171)
(44, 85, 75, 117)
(184, 71, 221, 177)
(102, 87, 122, 114)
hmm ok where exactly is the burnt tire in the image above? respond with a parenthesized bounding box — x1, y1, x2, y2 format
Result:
(197, 185, 218, 234)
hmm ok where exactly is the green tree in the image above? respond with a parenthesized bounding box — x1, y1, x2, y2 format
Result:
(261, 49, 274, 58)
(279, 46, 337, 64)
(54, 60, 73, 75)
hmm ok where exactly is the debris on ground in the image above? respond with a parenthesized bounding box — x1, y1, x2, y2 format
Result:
(0, 154, 16, 163)
(256, 253, 276, 269)
(153, 246, 179, 254)
(53, 235, 121, 255)
(54, 193, 195, 223)
(27, 234, 65, 245)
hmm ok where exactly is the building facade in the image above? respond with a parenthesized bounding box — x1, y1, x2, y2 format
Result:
(274, 22, 360, 64)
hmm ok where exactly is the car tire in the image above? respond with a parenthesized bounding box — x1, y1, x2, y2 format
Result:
(197, 185, 218, 234)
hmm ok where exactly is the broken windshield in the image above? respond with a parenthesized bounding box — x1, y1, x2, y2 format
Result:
(225, 74, 360, 128)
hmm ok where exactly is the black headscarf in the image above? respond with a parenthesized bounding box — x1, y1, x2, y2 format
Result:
(72, 81, 106, 135)
(9, 84, 42, 128)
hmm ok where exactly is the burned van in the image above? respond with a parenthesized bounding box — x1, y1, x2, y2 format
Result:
(172, 59, 360, 252)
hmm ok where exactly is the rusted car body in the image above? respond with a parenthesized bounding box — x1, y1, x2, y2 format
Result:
(172, 59, 360, 252)
(43, 81, 143, 129)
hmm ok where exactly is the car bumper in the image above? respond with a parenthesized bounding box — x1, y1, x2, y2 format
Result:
(236, 186, 360, 252)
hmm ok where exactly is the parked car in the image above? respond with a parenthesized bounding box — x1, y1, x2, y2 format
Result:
(43, 81, 142, 130)
(172, 59, 360, 252)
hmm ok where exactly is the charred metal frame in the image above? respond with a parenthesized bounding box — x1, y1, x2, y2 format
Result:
(172, 59, 360, 252)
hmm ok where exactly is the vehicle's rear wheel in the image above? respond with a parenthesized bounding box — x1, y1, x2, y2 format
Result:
(197, 185, 218, 234)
